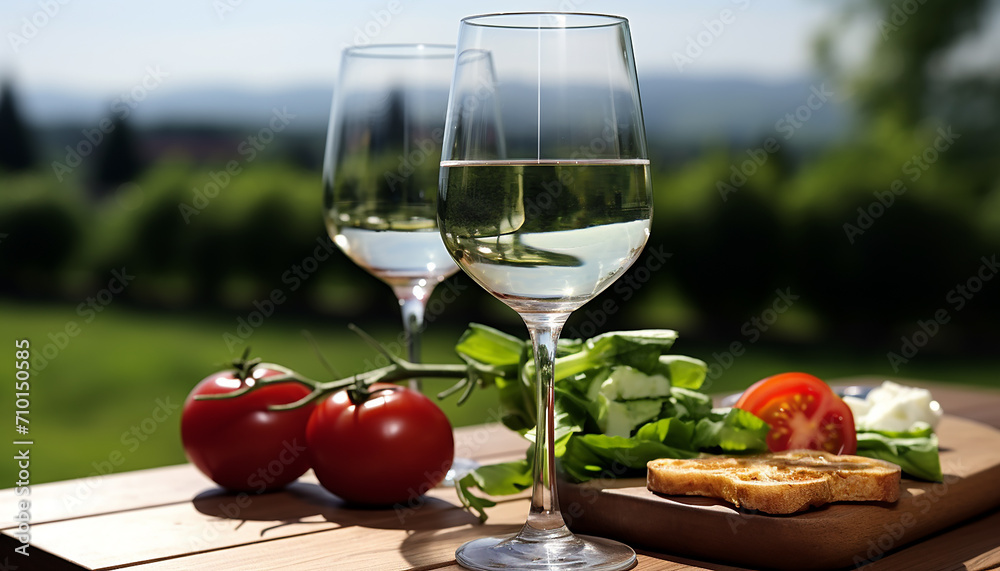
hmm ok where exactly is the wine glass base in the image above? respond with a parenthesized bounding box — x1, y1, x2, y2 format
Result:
(456, 529, 636, 570)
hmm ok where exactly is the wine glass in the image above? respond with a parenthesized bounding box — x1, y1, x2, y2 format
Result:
(323, 44, 459, 391)
(439, 13, 652, 571)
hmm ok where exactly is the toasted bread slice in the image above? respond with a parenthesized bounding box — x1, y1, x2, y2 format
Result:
(646, 450, 901, 514)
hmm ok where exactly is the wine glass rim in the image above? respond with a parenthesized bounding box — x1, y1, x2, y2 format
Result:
(343, 43, 456, 59)
(461, 12, 628, 29)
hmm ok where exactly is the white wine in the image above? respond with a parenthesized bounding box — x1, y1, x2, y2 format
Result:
(439, 159, 652, 313)
(329, 225, 458, 287)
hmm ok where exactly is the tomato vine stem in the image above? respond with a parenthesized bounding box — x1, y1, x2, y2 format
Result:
(194, 326, 485, 410)
(194, 359, 471, 410)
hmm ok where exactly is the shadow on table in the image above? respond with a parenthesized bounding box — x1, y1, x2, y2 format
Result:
(192, 481, 479, 534)
(191, 481, 520, 567)
(399, 523, 523, 568)
(0, 533, 87, 571)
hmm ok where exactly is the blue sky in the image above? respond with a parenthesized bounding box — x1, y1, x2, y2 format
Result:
(2, 0, 838, 94)
(3, 0, 997, 97)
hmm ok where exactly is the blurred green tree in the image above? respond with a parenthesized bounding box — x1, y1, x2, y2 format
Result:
(0, 80, 37, 172)
(805, 0, 1000, 348)
(816, 0, 999, 141)
(92, 115, 145, 199)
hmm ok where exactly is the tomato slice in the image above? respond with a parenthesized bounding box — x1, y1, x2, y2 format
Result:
(734, 372, 857, 455)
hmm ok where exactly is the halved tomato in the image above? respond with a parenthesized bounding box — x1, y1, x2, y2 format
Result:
(734, 372, 857, 454)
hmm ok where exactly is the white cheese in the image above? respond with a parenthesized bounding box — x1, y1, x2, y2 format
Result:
(599, 398, 663, 438)
(595, 366, 672, 437)
(843, 380, 943, 433)
(599, 366, 671, 401)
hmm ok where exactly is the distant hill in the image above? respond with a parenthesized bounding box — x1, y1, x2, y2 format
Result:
(20, 75, 851, 147)
(639, 75, 850, 145)
(24, 85, 335, 131)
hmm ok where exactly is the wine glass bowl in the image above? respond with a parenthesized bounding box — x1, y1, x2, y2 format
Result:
(439, 159, 651, 314)
(439, 12, 651, 571)
(323, 44, 459, 384)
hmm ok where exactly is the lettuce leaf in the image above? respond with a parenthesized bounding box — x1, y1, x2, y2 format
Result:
(447, 324, 943, 522)
(447, 326, 776, 521)
(455, 460, 531, 523)
(693, 407, 771, 453)
(855, 430, 942, 482)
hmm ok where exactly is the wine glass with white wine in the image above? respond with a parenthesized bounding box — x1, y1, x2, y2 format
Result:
(323, 44, 458, 390)
(439, 13, 652, 571)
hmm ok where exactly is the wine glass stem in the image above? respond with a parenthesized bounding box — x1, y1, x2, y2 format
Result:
(395, 286, 429, 393)
(523, 313, 571, 534)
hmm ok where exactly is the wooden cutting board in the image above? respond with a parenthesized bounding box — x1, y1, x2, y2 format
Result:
(558, 415, 1000, 570)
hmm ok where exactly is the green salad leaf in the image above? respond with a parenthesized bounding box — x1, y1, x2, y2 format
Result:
(855, 429, 943, 482)
(450, 325, 772, 521)
(693, 407, 772, 452)
(448, 324, 943, 521)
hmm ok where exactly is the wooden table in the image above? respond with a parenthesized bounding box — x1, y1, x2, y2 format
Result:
(3, 379, 1000, 570)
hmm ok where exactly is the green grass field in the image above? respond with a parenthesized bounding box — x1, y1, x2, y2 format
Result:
(2, 300, 997, 486)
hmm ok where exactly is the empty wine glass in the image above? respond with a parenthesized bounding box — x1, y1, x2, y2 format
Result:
(323, 44, 458, 391)
(439, 13, 652, 571)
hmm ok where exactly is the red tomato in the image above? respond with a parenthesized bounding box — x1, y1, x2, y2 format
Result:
(181, 368, 314, 492)
(306, 383, 454, 505)
(734, 372, 857, 455)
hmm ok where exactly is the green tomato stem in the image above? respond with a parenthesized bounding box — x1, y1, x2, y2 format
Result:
(194, 359, 470, 411)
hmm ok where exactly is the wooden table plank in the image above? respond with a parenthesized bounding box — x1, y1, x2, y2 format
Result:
(0, 423, 529, 531)
(1, 421, 530, 571)
(432, 551, 743, 571)
(7, 473, 528, 570)
(127, 498, 527, 570)
(0, 464, 213, 530)
(452, 422, 528, 462)
(2, 381, 998, 571)
(864, 508, 1000, 571)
